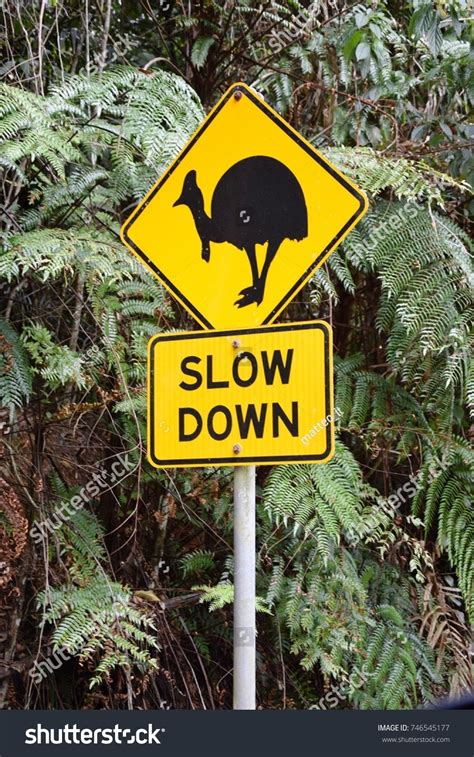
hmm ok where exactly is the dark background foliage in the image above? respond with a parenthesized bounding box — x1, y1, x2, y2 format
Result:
(0, 1, 472, 710)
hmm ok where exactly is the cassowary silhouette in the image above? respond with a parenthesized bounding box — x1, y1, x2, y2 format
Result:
(173, 156, 308, 307)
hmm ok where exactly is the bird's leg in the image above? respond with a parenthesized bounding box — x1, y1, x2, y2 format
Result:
(201, 239, 211, 262)
(247, 244, 259, 290)
(256, 239, 280, 304)
(235, 244, 260, 307)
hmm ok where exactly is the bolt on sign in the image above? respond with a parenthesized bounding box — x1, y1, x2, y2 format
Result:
(121, 82, 368, 330)
(147, 321, 333, 468)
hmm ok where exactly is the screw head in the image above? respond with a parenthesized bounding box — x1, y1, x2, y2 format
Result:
(233, 444, 242, 454)
(232, 339, 240, 348)
(234, 90, 242, 101)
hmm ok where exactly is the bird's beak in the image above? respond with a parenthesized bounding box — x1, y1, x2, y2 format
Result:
(173, 195, 184, 207)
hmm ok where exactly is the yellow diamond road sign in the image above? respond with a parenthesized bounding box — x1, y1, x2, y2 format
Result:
(121, 82, 368, 330)
(148, 321, 334, 468)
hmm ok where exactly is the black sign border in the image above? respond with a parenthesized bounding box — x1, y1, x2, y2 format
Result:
(121, 83, 367, 330)
(148, 321, 333, 467)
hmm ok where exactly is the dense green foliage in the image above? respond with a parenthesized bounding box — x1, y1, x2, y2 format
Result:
(0, 1, 472, 710)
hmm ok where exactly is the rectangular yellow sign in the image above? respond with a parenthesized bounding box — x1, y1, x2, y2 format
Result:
(148, 321, 334, 467)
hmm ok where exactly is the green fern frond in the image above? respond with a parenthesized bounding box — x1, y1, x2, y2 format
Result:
(0, 317, 32, 410)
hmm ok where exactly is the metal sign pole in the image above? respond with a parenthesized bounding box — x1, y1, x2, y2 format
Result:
(233, 464, 256, 710)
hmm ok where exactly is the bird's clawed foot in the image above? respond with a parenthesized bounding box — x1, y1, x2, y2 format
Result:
(235, 284, 263, 308)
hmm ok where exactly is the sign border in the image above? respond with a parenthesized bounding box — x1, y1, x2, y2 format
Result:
(148, 320, 334, 468)
(121, 82, 368, 330)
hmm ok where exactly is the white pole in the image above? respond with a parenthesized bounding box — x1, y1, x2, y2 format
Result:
(233, 464, 256, 710)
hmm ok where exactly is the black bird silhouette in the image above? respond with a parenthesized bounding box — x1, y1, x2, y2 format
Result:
(173, 156, 308, 307)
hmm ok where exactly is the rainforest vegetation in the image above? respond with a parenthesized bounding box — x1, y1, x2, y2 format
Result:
(0, 0, 472, 709)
